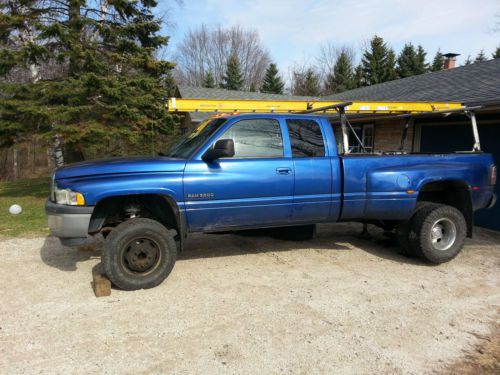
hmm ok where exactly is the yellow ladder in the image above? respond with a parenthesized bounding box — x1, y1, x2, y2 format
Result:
(166, 98, 463, 114)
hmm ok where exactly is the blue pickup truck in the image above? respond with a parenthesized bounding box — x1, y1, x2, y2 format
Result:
(45, 113, 497, 290)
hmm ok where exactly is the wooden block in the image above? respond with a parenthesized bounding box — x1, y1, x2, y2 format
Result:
(92, 272, 111, 297)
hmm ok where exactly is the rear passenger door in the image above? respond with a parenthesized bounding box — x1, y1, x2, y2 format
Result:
(286, 118, 333, 223)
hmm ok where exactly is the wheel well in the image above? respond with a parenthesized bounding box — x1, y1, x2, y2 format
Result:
(417, 180, 473, 237)
(88, 194, 183, 240)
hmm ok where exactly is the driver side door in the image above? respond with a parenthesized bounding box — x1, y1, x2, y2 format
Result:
(183, 118, 294, 232)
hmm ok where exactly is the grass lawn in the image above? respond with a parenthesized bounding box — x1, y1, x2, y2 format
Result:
(0, 177, 50, 238)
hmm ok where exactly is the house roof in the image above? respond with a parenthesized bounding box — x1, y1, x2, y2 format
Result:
(176, 85, 319, 101)
(324, 59, 500, 105)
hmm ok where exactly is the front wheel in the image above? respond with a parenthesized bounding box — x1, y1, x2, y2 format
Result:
(102, 218, 177, 290)
(408, 204, 467, 264)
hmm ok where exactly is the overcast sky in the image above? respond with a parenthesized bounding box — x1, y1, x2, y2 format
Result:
(160, 0, 500, 72)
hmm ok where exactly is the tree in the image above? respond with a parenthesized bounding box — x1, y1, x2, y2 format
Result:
(221, 54, 244, 90)
(175, 24, 270, 89)
(291, 67, 321, 96)
(493, 46, 500, 59)
(325, 50, 355, 94)
(430, 49, 444, 71)
(463, 55, 473, 65)
(0, 0, 175, 158)
(202, 71, 215, 88)
(353, 63, 365, 88)
(396, 43, 418, 78)
(415, 45, 428, 74)
(475, 49, 488, 62)
(361, 35, 397, 85)
(260, 63, 284, 94)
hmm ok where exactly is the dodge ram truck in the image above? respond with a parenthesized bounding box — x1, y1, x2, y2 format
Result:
(45, 113, 497, 290)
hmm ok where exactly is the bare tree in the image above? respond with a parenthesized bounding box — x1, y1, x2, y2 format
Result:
(174, 24, 271, 90)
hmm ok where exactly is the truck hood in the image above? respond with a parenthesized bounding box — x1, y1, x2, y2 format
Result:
(54, 156, 187, 180)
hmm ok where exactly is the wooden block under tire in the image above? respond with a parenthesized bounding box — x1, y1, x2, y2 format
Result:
(92, 270, 111, 297)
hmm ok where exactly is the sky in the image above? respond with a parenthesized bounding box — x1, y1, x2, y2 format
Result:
(158, 0, 500, 73)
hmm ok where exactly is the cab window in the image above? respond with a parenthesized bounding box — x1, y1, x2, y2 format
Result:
(218, 118, 284, 158)
(286, 119, 326, 157)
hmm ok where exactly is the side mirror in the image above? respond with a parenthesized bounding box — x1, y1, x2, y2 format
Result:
(202, 139, 235, 162)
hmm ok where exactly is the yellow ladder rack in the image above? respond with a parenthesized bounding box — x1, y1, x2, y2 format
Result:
(166, 98, 463, 114)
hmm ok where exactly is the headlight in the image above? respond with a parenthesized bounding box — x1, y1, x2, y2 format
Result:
(52, 182, 85, 205)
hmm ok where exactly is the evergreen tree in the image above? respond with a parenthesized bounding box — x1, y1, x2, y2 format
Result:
(463, 55, 473, 65)
(475, 49, 487, 62)
(353, 63, 365, 88)
(385, 49, 397, 81)
(249, 82, 257, 92)
(202, 71, 215, 88)
(292, 68, 320, 96)
(221, 54, 244, 90)
(415, 45, 428, 74)
(0, 0, 175, 157)
(430, 49, 444, 71)
(493, 46, 500, 59)
(361, 35, 397, 85)
(396, 43, 418, 78)
(261, 63, 284, 94)
(325, 51, 355, 93)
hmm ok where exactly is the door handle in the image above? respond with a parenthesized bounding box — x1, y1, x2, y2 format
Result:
(276, 167, 292, 175)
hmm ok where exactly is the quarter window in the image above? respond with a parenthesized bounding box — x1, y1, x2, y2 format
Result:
(286, 119, 326, 157)
(219, 118, 284, 158)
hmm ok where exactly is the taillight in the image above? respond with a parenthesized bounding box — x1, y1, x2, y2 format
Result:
(491, 165, 497, 185)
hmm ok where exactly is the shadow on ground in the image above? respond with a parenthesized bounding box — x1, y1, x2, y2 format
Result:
(39, 223, 426, 274)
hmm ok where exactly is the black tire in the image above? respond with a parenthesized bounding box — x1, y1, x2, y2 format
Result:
(396, 202, 438, 256)
(408, 204, 467, 264)
(102, 218, 177, 290)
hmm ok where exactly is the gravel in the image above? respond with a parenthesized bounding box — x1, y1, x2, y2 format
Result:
(1, 223, 499, 374)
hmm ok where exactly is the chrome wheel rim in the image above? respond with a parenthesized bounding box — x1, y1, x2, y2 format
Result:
(430, 218, 457, 251)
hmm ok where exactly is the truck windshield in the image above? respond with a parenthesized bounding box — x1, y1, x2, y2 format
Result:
(163, 118, 227, 159)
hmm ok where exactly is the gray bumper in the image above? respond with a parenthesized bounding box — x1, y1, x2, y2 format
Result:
(45, 199, 94, 246)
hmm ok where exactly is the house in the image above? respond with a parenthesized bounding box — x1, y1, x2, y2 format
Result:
(326, 58, 500, 230)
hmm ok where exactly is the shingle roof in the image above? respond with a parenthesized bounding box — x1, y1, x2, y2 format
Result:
(324, 59, 500, 105)
(177, 85, 319, 101)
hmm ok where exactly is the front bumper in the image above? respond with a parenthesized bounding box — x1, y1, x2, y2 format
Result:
(45, 199, 94, 246)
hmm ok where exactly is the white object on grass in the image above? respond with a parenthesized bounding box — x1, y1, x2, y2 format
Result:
(9, 204, 22, 215)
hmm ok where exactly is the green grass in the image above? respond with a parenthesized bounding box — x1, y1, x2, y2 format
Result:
(0, 177, 51, 238)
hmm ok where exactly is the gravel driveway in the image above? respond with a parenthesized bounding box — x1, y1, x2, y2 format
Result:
(1, 223, 499, 374)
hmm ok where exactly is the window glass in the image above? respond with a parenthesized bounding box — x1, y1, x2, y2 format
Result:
(163, 118, 226, 158)
(219, 118, 283, 158)
(346, 123, 374, 153)
(286, 119, 326, 157)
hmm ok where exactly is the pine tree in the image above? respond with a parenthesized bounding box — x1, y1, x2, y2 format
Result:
(396, 43, 418, 78)
(202, 71, 215, 88)
(475, 49, 487, 62)
(415, 45, 428, 74)
(325, 51, 355, 94)
(493, 46, 500, 59)
(430, 49, 444, 71)
(385, 49, 397, 81)
(0, 0, 175, 157)
(221, 54, 244, 90)
(292, 68, 320, 96)
(353, 63, 365, 88)
(361, 35, 397, 85)
(261, 63, 284, 94)
(463, 55, 473, 65)
(249, 82, 257, 92)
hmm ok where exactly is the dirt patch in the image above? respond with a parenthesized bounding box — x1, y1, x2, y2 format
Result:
(446, 321, 500, 374)
(1, 223, 499, 374)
